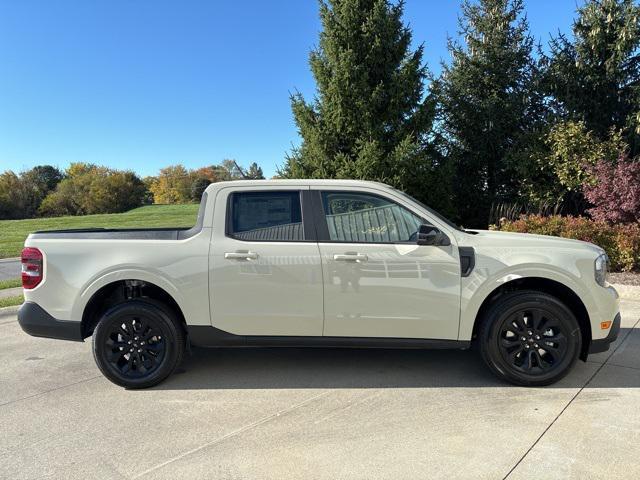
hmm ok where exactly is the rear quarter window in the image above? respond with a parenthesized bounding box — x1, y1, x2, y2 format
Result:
(227, 191, 304, 241)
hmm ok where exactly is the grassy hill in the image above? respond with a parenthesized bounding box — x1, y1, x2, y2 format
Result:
(0, 204, 200, 259)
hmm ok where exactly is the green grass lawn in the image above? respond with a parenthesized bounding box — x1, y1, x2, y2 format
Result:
(0, 278, 21, 290)
(0, 204, 199, 259)
(0, 294, 23, 308)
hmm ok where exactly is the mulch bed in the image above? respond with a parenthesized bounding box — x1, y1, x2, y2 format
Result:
(609, 272, 640, 286)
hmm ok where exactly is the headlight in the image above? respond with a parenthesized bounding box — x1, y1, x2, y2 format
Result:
(594, 253, 609, 287)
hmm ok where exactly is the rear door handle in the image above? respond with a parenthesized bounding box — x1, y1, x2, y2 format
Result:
(225, 251, 258, 260)
(333, 253, 368, 262)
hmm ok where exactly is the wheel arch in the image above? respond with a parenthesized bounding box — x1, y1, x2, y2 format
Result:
(81, 279, 187, 339)
(470, 277, 592, 361)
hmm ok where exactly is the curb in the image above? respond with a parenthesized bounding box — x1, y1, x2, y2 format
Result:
(0, 257, 20, 264)
(611, 283, 640, 301)
(0, 287, 22, 299)
(0, 305, 20, 318)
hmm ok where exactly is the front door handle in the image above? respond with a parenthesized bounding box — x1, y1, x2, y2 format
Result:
(225, 251, 258, 260)
(333, 253, 368, 262)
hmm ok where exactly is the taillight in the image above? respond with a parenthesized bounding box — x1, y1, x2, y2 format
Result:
(21, 247, 43, 289)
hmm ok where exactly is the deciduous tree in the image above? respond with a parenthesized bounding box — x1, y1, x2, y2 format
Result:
(149, 165, 193, 204)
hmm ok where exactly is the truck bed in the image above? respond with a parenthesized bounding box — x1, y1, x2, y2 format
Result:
(30, 227, 198, 240)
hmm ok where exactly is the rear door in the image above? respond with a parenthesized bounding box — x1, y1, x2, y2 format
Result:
(312, 187, 461, 340)
(209, 186, 324, 336)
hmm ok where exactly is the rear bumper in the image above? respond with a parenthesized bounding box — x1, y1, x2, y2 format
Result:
(17, 301, 83, 342)
(589, 312, 621, 354)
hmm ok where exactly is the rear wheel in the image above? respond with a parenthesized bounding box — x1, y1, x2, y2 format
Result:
(92, 299, 184, 389)
(478, 291, 581, 386)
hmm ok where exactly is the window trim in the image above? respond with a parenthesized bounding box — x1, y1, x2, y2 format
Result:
(312, 190, 428, 245)
(224, 189, 316, 243)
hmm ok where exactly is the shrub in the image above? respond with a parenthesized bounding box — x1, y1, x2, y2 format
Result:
(583, 156, 640, 224)
(39, 163, 146, 216)
(544, 121, 624, 192)
(494, 215, 640, 272)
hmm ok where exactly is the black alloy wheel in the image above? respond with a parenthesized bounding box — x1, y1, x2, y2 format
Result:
(93, 299, 185, 389)
(497, 308, 568, 375)
(478, 290, 581, 386)
(104, 315, 166, 378)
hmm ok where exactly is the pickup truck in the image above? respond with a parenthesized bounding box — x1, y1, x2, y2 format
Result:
(18, 179, 620, 389)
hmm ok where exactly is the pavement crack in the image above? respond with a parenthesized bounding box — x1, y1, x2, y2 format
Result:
(131, 391, 331, 479)
(603, 362, 640, 371)
(502, 317, 640, 480)
(0, 375, 102, 407)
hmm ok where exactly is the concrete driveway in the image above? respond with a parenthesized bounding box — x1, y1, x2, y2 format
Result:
(1, 300, 639, 480)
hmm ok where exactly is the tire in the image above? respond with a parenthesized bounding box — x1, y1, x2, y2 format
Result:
(92, 299, 185, 389)
(478, 290, 581, 386)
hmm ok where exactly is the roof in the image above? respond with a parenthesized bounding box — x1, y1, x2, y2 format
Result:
(204, 178, 393, 192)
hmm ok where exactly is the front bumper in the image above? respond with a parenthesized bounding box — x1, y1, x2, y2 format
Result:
(589, 312, 621, 354)
(17, 301, 83, 341)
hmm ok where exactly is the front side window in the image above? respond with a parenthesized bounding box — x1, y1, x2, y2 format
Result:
(229, 191, 304, 241)
(321, 191, 423, 243)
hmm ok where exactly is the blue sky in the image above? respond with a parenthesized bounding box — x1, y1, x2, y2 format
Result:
(0, 0, 583, 178)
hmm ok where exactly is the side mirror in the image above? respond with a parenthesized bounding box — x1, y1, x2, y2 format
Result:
(417, 224, 451, 246)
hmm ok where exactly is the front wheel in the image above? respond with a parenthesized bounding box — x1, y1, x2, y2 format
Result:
(478, 291, 581, 386)
(92, 299, 185, 389)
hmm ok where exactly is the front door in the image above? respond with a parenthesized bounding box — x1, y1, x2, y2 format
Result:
(209, 186, 324, 336)
(313, 188, 461, 340)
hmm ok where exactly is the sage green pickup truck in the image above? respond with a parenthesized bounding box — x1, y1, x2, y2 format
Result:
(18, 180, 620, 388)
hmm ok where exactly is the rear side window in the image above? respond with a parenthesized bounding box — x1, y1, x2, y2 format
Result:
(227, 191, 304, 241)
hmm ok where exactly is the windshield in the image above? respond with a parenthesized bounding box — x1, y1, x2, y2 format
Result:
(391, 188, 464, 232)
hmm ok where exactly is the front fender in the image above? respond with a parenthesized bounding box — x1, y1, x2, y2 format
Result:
(458, 262, 595, 341)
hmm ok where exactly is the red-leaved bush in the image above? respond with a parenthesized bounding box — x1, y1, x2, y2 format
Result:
(494, 215, 640, 272)
(583, 156, 640, 223)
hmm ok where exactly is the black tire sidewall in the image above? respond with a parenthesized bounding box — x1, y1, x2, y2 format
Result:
(92, 300, 184, 389)
(480, 292, 582, 386)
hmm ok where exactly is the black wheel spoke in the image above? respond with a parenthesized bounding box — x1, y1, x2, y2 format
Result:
(511, 312, 526, 333)
(533, 350, 545, 368)
(498, 306, 569, 377)
(523, 350, 534, 370)
(109, 350, 126, 364)
(507, 346, 524, 364)
(501, 337, 520, 348)
(531, 310, 544, 331)
(119, 325, 131, 339)
(537, 349, 554, 367)
(103, 314, 166, 379)
(106, 339, 128, 349)
(541, 344, 560, 362)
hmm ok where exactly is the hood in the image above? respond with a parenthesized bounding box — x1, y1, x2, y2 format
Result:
(461, 229, 604, 254)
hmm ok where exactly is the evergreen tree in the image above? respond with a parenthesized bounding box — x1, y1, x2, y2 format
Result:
(434, 0, 540, 227)
(190, 177, 211, 202)
(281, 0, 441, 210)
(545, 0, 640, 153)
(245, 162, 265, 179)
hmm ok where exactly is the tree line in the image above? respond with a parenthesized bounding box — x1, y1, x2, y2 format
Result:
(280, 0, 640, 228)
(0, 160, 264, 220)
(3, 0, 639, 227)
